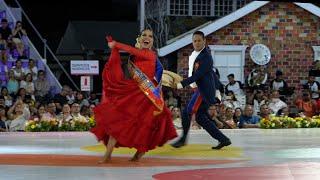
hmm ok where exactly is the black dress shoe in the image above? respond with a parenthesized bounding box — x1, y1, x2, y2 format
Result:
(212, 140, 231, 150)
(171, 140, 186, 148)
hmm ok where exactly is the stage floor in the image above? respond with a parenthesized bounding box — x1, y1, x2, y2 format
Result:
(1, 129, 320, 180)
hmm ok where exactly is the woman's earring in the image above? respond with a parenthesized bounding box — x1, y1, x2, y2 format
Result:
(135, 37, 141, 49)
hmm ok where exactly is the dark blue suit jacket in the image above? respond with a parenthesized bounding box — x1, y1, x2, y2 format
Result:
(181, 47, 218, 105)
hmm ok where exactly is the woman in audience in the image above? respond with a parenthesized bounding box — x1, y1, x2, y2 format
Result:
(36, 104, 46, 120)
(172, 107, 182, 129)
(75, 91, 89, 108)
(24, 59, 38, 81)
(7, 70, 19, 96)
(16, 88, 26, 102)
(7, 98, 30, 131)
(20, 73, 35, 99)
(57, 104, 72, 122)
(13, 59, 25, 81)
(233, 107, 242, 125)
(224, 107, 236, 128)
(223, 91, 241, 109)
(80, 105, 91, 119)
(1, 87, 12, 107)
(89, 104, 95, 118)
(295, 90, 318, 117)
(12, 21, 28, 59)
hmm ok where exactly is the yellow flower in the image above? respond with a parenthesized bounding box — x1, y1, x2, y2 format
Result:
(31, 125, 35, 129)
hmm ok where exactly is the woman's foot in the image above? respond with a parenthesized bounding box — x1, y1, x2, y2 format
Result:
(98, 155, 111, 164)
(129, 151, 145, 162)
(98, 157, 111, 164)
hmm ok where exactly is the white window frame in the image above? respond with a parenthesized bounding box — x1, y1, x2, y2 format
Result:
(166, 0, 250, 17)
(312, 46, 320, 61)
(209, 45, 248, 83)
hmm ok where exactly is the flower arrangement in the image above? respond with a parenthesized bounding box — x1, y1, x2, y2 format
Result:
(25, 116, 96, 132)
(260, 115, 320, 129)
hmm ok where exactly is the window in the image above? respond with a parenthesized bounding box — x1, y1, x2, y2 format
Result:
(214, 0, 234, 17)
(192, 0, 211, 16)
(167, 0, 251, 17)
(169, 0, 189, 16)
(209, 45, 248, 84)
(312, 46, 320, 61)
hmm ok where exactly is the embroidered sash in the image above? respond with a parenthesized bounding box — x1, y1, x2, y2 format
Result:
(127, 60, 164, 115)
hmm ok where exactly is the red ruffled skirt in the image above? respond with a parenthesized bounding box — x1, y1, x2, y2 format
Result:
(90, 49, 177, 152)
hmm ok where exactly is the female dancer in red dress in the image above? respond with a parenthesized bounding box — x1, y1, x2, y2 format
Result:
(91, 29, 177, 162)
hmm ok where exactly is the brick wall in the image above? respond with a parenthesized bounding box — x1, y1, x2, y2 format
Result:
(176, 2, 320, 105)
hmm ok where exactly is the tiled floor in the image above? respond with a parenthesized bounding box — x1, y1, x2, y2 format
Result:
(0, 129, 320, 180)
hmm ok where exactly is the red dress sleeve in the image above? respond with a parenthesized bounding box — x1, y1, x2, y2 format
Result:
(114, 42, 156, 61)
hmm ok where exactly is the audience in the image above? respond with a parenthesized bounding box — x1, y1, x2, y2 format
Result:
(238, 105, 260, 128)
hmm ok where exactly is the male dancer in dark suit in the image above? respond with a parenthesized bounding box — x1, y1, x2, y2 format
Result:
(172, 31, 231, 149)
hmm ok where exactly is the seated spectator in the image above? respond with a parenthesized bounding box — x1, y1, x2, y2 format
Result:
(75, 91, 89, 108)
(24, 59, 38, 81)
(12, 59, 25, 81)
(224, 107, 236, 129)
(53, 85, 69, 113)
(71, 102, 86, 120)
(171, 107, 182, 129)
(223, 91, 241, 109)
(0, 19, 12, 41)
(0, 105, 7, 131)
(305, 74, 320, 101)
(7, 69, 19, 96)
(28, 103, 38, 119)
(268, 90, 287, 115)
(80, 105, 91, 119)
(7, 98, 30, 131)
(166, 90, 178, 107)
(42, 102, 57, 121)
(208, 105, 223, 129)
(233, 107, 242, 125)
(88, 92, 99, 105)
(225, 73, 243, 96)
(0, 95, 6, 108)
(66, 87, 75, 104)
(270, 70, 288, 91)
(34, 70, 50, 103)
(247, 66, 268, 89)
(277, 106, 290, 117)
(259, 104, 271, 119)
(12, 21, 27, 43)
(295, 90, 318, 117)
(1, 87, 12, 107)
(248, 89, 268, 116)
(89, 104, 95, 118)
(57, 104, 72, 122)
(239, 105, 260, 128)
(35, 104, 46, 120)
(12, 21, 28, 59)
(20, 73, 35, 99)
(16, 88, 27, 102)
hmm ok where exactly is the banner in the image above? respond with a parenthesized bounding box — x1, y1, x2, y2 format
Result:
(70, 60, 99, 75)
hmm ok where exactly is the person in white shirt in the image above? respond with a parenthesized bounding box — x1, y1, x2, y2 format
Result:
(24, 59, 38, 81)
(305, 75, 320, 100)
(225, 73, 243, 96)
(13, 59, 25, 81)
(268, 90, 287, 115)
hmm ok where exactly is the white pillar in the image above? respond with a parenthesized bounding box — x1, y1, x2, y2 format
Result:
(140, 0, 145, 31)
